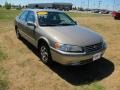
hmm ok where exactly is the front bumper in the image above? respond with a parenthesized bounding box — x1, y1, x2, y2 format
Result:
(50, 47, 106, 65)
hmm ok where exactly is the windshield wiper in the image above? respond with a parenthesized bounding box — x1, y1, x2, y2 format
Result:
(40, 24, 58, 26)
(40, 23, 76, 26)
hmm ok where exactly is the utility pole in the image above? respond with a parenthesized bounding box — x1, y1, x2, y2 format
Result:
(81, 1, 85, 8)
(98, 0, 102, 9)
(81, 0, 83, 8)
(88, 0, 90, 9)
(113, 0, 115, 11)
(93, 0, 96, 9)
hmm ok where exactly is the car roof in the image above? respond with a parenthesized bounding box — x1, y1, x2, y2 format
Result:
(22, 9, 63, 13)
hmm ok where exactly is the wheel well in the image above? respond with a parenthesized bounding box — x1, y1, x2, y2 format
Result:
(15, 25, 17, 31)
(38, 39, 49, 48)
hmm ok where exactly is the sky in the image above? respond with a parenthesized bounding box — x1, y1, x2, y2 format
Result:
(0, 0, 120, 10)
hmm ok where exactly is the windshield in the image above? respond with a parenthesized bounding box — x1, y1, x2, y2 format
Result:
(37, 11, 76, 26)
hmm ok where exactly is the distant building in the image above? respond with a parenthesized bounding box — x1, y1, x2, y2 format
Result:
(28, 3, 73, 11)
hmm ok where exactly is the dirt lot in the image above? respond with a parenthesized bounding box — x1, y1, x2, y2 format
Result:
(0, 9, 120, 90)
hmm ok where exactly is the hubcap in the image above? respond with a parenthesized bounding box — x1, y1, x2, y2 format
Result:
(40, 46, 48, 63)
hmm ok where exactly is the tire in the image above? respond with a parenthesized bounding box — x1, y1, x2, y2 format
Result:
(114, 16, 120, 20)
(16, 28, 22, 39)
(38, 42, 52, 65)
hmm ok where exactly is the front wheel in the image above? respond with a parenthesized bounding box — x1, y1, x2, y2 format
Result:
(39, 43, 52, 65)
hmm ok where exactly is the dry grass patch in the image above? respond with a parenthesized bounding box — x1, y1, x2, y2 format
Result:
(0, 10, 119, 90)
(72, 16, 120, 90)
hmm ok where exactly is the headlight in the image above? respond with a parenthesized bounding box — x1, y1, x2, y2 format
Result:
(54, 42, 84, 53)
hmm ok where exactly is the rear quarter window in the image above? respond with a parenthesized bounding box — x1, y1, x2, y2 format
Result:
(19, 11, 29, 22)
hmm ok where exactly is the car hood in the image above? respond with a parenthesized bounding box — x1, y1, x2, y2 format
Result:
(40, 25, 103, 46)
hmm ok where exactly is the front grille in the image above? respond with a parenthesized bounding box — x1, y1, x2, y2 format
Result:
(85, 42, 103, 54)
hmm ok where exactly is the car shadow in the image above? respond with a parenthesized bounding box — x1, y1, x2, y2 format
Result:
(48, 58, 114, 85)
(20, 38, 115, 86)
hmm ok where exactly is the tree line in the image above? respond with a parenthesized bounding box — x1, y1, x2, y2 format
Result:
(0, 1, 27, 10)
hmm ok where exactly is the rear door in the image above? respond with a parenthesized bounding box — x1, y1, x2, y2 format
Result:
(25, 11, 37, 45)
(18, 10, 29, 35)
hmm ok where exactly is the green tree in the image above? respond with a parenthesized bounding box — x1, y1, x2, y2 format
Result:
(0, 4, 2, 8)
(4, 1, 11, 9)
(17, 4, 22, 10)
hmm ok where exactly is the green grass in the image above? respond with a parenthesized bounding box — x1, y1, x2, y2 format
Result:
(0, 49, 7, 61)
(89, 83, 105, 90)
(0, 67, 9, 90)
(0, 49, 8, 90)
(75, 83, 105, 90)
(0, 8, 110, 21)
(0, 8, 20, 21)
(66, 12, 110, 18)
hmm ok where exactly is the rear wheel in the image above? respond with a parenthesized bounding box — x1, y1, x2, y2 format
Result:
(39, 42, 52, 65)
(16, 28, 22, 39)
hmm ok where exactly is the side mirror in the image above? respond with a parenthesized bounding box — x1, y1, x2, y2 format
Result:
(27, 21, 36, 27)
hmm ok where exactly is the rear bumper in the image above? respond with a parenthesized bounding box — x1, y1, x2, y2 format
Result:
(50, 48, 106, 65)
